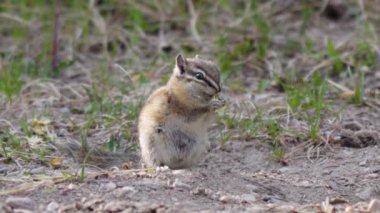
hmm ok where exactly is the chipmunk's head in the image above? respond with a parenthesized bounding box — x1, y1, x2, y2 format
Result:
(168, 54, 221, 108)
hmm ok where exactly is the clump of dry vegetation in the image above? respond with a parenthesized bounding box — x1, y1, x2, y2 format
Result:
(0, 0, 379, 180)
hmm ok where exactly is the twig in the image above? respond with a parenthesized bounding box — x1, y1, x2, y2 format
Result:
(326, 79, 352, 93)
(52, 0, 60, 73)
(304, 52, 351, 81)
(154, 0, 168, 52)
(357, 0, 366, 20)
(186, 0, 201, 43)
(0, 13, 30, 26)
(318, 0, 330, 15)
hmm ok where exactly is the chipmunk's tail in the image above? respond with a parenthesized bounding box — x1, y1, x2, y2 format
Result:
(54, 138, 139, 169)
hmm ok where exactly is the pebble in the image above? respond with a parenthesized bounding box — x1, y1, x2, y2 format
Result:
(5, 197, 36, 210)
(278, 167, 291, 174)
(240, 194, 258, 204)
(219, 195, 237, 203)
(67, 183, 77, 190)
(368, 199, 380, 213)
(191, 187, 209, 196)
(46, 201, 60, 213)
(100, 182, 117, 192)
(359, 160, 367, 166)
(59, 107, 70, 113)
(299, 180, 312, 187)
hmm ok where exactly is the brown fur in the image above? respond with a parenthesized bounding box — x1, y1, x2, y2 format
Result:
(138, 55, 224, 169)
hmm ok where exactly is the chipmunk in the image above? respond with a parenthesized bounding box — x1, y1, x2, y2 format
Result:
(138, 54, 224, 169)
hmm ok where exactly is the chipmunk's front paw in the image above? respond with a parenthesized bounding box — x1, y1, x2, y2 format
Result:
(210, 98, 226, 110)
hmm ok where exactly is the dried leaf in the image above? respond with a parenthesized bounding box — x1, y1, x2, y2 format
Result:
(49, 158, 64, 169)
(340, 91, 355, 100)
(29, 118, 51, 136)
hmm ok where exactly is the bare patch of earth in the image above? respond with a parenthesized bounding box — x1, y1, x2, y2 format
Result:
(1, 137, 379, 212)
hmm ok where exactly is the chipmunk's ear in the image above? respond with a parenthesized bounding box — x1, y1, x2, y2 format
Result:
(176, 54, 187, 74)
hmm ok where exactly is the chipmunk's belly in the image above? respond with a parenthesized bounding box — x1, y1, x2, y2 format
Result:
(161, 116, 209, 168)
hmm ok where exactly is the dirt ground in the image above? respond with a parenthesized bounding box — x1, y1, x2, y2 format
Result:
(1, 0, 380, 212)
(0, 144, 379, 212)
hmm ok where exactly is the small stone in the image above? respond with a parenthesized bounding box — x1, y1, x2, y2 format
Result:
(359, 160, 367, 166)
(121, 186, 137, 193)
(368, 199, 380, 213)
(191, 187, 209, 196)
(299, 180, 312, 187)
(240, 194, 258, 204)
(100, 182, 117, 192)
(6, 197, 36, 210)
(219, 195, 237, 203)
(59, 107, 70, 113)
(46, 201, 59, 212)
(67, 183, 77, 190)
(278, 167, 290, 174)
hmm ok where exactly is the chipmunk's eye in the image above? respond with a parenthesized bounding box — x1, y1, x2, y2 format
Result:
(194, 72, 204, 80)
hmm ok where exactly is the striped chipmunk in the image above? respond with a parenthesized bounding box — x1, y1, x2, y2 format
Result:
(138, 54, 225, 169)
